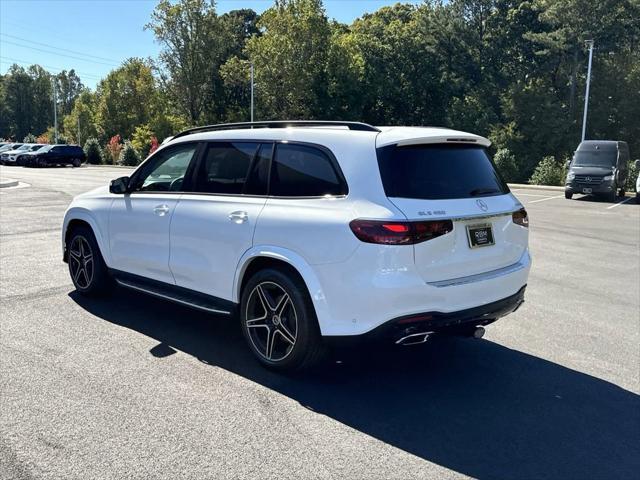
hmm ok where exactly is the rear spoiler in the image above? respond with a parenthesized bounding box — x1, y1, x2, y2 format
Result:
(376, 127, 491, 148)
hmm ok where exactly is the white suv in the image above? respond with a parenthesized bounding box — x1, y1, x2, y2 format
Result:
(62, 121, 530, 370)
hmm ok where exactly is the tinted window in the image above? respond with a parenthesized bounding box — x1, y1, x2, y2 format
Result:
(377, 144, 509, 200)
(270, 144, 345, 197)
(194, 142, 259, 194)
(134, 144, 198, 192)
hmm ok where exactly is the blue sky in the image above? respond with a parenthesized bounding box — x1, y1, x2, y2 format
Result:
(0, 0, 421, 89)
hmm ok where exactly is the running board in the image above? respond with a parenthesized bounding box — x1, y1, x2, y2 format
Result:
(113, 273, 233, 315)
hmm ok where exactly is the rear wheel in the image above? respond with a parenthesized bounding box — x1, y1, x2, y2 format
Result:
(67, 226, 112, 296)
(240, 268, 326, 372)
(564, 191, 573, 199)
(72, 158, 81, 168)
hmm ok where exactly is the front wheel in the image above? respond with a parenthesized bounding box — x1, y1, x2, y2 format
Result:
(565, 191, 573, 199)
(240, 268, 326, 372)
(67, 226, 113, 296)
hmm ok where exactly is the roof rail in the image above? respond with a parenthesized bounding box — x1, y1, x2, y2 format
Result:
(171, 120, 380, 139)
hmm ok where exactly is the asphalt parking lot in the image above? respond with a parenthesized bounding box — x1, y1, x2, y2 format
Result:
(1, 165, 638, 480)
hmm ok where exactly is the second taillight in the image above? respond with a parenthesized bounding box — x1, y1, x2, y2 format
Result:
(349, 219, 453, 245)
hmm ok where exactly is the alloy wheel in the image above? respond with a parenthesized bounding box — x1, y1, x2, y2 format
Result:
(245, 281, 298, 362)
(69, 236, 94, 289)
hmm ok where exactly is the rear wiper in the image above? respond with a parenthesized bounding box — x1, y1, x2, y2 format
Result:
(469, 187, 500, 196)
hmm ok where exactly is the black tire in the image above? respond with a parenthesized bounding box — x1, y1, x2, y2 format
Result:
(618, 188, 625, 197)
(72, 158, 81, 168)
(607, 189, 617, 203)
(67, 226, 113, 296)
(565, 191, 573, 199)
(240, 268, 326, 372)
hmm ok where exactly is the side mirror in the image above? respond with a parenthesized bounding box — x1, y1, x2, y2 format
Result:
(635, 159, 640, 169)
(109, 176, 130, 194)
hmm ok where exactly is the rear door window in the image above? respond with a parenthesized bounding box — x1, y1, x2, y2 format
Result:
(194, 142, 260, 195)
(270, 143, 346, 197)
(377, 144, 509, 200)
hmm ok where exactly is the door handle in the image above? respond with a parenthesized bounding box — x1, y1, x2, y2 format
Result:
(228, 211, 249, 224)
(153, 204, 170, 216)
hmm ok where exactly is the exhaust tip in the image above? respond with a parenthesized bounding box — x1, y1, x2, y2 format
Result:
(473, 327, 486, 339)
(395, 332, 432, 346)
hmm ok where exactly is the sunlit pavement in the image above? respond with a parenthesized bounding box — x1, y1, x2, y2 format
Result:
(1, 165, 638, 479)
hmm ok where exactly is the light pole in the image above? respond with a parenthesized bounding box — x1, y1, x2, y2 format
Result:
(581, 39, 594, 142)
(51, 78, 59, 144)
(250, 62, 254, 123)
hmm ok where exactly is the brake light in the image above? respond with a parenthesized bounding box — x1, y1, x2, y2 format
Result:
(512, 208, 529, 228)
(349, 219, 453, 245)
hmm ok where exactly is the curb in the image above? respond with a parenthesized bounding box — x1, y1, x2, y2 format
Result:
(0, 178, 19, 188)
(507, 183, 564, 192)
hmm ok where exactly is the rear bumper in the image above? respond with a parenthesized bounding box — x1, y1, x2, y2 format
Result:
(313, 248, 531, 337)
(325, 286, 525, 345)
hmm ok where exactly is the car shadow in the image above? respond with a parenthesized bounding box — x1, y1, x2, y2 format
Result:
(69, 289, 639, 479)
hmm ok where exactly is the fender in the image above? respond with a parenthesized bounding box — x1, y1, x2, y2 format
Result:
(233, 246, 332, 335)
(62, 206, 112, 266)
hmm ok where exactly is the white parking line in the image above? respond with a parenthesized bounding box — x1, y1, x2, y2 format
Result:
(606, 197, 634, 209)
(516, 192, 557, 197)
(527, 194, 565, 204)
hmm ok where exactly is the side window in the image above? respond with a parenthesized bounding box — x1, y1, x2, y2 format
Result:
(270, 143, 345, 197)
(133, 144, 198, 192)
(194, 142, 259, 194)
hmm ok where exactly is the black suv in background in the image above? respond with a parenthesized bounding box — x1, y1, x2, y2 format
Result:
(23, 145, 86, 168)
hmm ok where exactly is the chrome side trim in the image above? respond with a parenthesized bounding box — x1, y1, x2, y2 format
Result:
(427, 255, 528, 288)
(116, 279, 231, 315)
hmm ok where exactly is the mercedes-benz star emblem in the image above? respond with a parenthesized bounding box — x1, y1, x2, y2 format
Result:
(476, 199, 488, 212)
(585, 176, 591, 182)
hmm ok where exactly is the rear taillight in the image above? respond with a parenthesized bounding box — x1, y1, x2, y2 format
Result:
(512, 208, 529, 228)
(349, 219, 453, 245)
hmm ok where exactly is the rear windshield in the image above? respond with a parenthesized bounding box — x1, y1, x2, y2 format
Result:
(377, 144, 509, 200)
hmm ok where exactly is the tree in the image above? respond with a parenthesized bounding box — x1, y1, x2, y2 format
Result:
(105, 135, 122, 164)
(63, 90, 98, 145)
(95, 58, 159, 139)
(243, 0, 331, 119)
(23, 133, 37, 143)
(55, 70, 84, 116)
(131, 123, 156, 159)
(146, 0, 221, 123)
(83, 138, 103, 165)
(118, 141, 141, 166)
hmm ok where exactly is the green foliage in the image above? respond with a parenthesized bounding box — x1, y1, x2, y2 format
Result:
(493, 148, 519, 183)
(529, 156, 567, 186)
(95, 58, 158, 140)
(83, 138, 103, 165)
(23, 133, 37, 143)
(625, 160, 639, 193)
(131, 124, 155, 159)
(118, 141, 141, 166)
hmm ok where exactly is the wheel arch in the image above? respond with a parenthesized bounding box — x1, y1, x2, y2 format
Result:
(62, 209, 110, 265)
(233, 247, 332, 334)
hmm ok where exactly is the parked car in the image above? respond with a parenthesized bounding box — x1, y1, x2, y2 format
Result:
(0, 144, 43, 165)
(17, 144, 52, 166)
(2, 144, 46, 165)
(565, 140, 629, 201)
(0, 143, 23, 158)
(0, 143, 22, 154)
(25, 144, 86, 167)
(62, 121, 531, 371)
